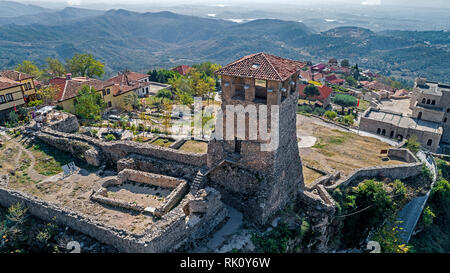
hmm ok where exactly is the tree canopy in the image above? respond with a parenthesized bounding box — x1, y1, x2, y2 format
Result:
(333, 94, 357, 111)
(67, 53, 104, 78)
(303, 85, 320, 103)
(74, 85, 105, 120)
(15, 60, 41, 78)
(148, 69, 179, 83)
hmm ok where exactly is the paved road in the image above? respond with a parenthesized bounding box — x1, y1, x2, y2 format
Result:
(396, 151, 437, 244)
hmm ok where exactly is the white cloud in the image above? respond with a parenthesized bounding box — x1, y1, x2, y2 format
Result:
(361, 0, 381, 5)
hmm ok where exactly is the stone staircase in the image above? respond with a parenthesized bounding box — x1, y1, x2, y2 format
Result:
(190, 167, 209, 195)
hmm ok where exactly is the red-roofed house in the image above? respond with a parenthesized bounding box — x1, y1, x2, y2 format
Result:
(298, 84, 333, 108)
(171, 65, 192, 76)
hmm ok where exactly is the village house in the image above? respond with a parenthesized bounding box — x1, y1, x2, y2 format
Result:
(359, 78, 450, 152)
(0, 70, 37, 103)
(50, 71, 171, 113)
(50, 74, 108, 113)
(298, 84, 333, 108)
(171, 65, 192, 76)
(0, 76, 26, 122)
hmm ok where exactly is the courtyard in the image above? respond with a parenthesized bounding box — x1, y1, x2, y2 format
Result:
(296, 115, 408, 185)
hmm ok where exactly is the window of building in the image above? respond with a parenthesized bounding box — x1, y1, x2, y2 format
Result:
(390, 131, 394, 138)
(426, 99, 431, 104)
(24, 84, 28, 91)
(107, 89, 110, 95)
(382, 129, 386, 136)
(422, 98, 426, 103)
(0, 95, 5, 104)
(447, 108, 450, 113)
(102, 90, 106, 96)
(5, 93, 13, 102)
(108, 101, 112, 108)
(432, 100, 436, 105)
(27, 82, 32, 89)
(418, 112, 422, 120)
(377, 128, 381, 134)
(444, 118, 448, 123)
(427, 139, 432, 146)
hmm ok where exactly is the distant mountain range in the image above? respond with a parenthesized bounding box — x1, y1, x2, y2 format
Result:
(0, 3, 448, 83)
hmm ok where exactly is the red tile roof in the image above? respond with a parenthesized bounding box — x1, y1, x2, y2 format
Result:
(0, 70, 34, 81)
(107, 72, 149, 85)
(50, 77, 108, 102)
(0, 76, 21, 90)
(171, 65, 192, 76)
(330, 78, 345, 85)
(298, 84, 333, 101)
(215, 53, 306, 81)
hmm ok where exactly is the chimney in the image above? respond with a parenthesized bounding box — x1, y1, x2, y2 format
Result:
(66, 73, 72, 80)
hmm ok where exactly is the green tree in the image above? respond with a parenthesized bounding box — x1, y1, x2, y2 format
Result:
(36, 85, 59, 105)
(175, 90, 194, 106)
(74, 85, 105, 120)
(345, 75, 357, 87)
(67, 53, 104, 78)
(45, 57, 66, 77)
(303, 85, 320, 104)
(148, 69, 179, 83)
(15, 60, 41, 78)
(124, 92, 141, 110)
(333, 94, 357, 113)
(340, 59, 350, 68)
(156, 88, 172, 99)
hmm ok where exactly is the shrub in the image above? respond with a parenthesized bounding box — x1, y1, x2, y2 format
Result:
(313, 107, 326, 116)
(324, 110, 337, 120)
(28, 100, 43, 107)
(104, 134, 116, 141)
(406, 135, 421, 153)
(342, 114, 355, 125)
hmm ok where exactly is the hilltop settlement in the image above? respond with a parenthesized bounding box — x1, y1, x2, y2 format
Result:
(0, 53, 449, 253)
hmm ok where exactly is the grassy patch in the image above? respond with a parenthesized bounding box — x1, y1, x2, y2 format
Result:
(151, 138, 175, 148)
(178, 140, 208, 154)
(27, 141, 94, 176)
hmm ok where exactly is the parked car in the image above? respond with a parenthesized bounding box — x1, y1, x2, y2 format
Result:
(108, 115, 121, 122)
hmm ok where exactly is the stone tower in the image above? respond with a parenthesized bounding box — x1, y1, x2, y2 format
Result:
(206, 53, 305, 225)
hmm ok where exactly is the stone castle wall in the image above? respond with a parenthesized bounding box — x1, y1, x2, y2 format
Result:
(0, 185, 227, 253)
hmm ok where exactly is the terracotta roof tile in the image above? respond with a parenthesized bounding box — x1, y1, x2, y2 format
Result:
(215, 53, 305, 82)
(0, 76, 21, 90)
(0, 70, 33, 81)
(298, 84, 333, 101)
(171, 65, 192, 76)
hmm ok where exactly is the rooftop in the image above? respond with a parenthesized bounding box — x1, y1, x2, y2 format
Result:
(416, 81, 450, 96)
(365, 109, 442, 135)
(215, 52, 305, 82)
(0, 70, 34, 82)
(0, 76, 21, 90)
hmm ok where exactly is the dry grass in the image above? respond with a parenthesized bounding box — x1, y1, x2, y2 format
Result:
(302, 166, 324, 186)
(178, 140, 208, 154)
(299, 123, 407, 179)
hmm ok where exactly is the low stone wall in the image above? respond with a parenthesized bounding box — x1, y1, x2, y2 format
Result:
(117, 154, 199, 181)
(0, 185, 227, 253)
(92, 169, 188, 217)
(47, 113, 79, 133)
(34, 128, 206, 174)
(325, 162, 422, 190)
(388, 148, 418, 163)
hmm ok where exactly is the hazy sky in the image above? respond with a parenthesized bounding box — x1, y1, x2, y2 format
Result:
(17, 0, 450, 9)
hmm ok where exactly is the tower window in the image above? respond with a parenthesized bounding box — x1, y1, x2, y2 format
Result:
(427, 139, 432, 146)
(422, 98, 426, 103)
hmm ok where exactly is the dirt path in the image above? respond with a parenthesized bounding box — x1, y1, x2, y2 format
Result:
(4, 134, 48, 182)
